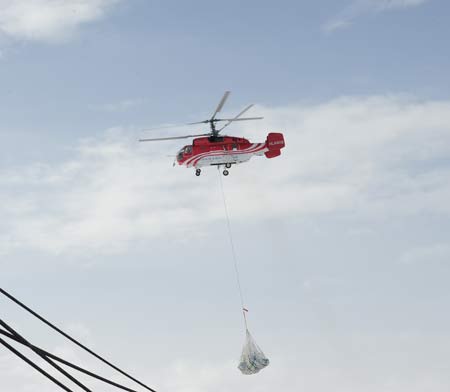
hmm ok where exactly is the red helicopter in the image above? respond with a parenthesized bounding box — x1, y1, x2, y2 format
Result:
(139, 91, 285, 176)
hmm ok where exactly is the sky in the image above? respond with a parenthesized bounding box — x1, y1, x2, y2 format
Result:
(1, 0, 450, 391)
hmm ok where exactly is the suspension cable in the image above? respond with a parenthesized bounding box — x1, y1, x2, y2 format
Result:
(218, 172, 249, 329)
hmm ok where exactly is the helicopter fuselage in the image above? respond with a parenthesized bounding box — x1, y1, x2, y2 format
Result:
(176, 133, 285, 170)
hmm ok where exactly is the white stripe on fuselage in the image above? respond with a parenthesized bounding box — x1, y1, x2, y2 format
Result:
(183, 143, 264, 166)
(184, 143, 267, 168)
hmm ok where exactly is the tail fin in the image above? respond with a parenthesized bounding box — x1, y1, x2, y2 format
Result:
(265, 133, 285, 158)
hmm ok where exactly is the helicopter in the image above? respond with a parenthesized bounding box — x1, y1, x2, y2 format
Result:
(139, 91, 285, 176)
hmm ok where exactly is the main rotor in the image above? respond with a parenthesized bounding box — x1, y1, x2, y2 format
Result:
(139, 91, 263, 142)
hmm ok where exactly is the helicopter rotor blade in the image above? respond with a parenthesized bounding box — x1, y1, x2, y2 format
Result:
(217, 104, 262, 132)
(141, 91, 231, 131)
(139, 133, 210, 142)
(215, 117, 264, 122)
(139, 92, 262, 137)
(211, 91, 231, 120)
(187, 116, 263, 126)
(187, 120, 210, 125)
(141, 123, 192, 132)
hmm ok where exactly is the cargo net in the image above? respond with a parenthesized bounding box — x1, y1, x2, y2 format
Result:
(238, 329, 269, 375)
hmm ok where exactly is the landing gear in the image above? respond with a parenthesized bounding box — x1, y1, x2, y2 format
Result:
(223, 169, 229, 176)
(225, 163, 232, 169)
(195, 168, 201, 176)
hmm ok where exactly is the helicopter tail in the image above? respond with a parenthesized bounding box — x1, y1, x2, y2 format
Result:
(265, 133, 285, 158)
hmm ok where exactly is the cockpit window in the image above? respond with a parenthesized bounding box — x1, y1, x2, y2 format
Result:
(177, 145, 192, 161)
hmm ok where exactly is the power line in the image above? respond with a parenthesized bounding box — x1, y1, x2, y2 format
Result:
(0, 287, 157, 392)
(0, 328, 139, 392)
(0, 318, 92, 392)
(0, 336, 75, 392)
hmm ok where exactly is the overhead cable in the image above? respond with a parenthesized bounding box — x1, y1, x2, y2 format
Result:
(0, 287, 157, 392)
(0, 328, 139, 392)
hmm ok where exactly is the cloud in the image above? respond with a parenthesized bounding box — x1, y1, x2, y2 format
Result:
(0, 0, 121, 43)
(0, 95, 449, 256)
(90, 99, 145, 113)
(400, 243, 450, 264)
(378, 0, 429, 10)
(323, 0, 430, 32)
(2, 342, 450, 392)
(1, 315, 450, 392)
(140, 344, 450, 392)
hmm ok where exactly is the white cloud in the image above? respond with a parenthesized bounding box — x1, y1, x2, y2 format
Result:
(142, 345, 450, 392)
(378, 0, 429, 10)
(1, 326, 450, 392)
(323, 0, 430, 32)
(400, 243, 450, 264)
(0, 95, 449, 256)
(90, 98, 145, 113)
(0, 0, 121, 43)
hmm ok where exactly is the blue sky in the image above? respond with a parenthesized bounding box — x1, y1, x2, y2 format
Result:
(1, 0, 449, 138)
(1, 1, 450, 391)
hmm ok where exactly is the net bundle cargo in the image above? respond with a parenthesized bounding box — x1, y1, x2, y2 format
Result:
(238, 329, 269, 375)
